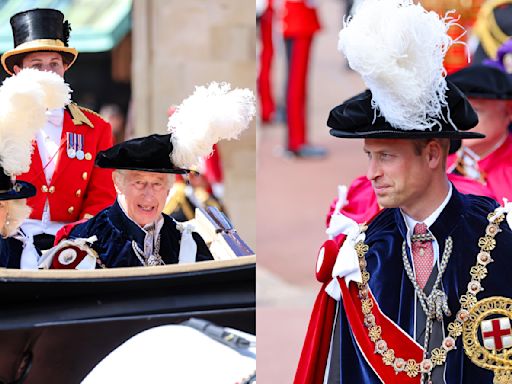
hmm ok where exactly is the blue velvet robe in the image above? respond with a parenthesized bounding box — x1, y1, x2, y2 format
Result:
(0, 237, 23, 268)
(68, 200, 213, 267)
(331, 188, 512, 383)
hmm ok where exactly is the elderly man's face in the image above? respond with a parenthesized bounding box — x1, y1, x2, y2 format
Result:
(364, 138, 435, 213)
(115, 170, 172, 227)
(463, 98, 512, 155)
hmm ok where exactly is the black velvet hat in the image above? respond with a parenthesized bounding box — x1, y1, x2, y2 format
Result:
(0, 169, 35, 201)
(95, 134, 189, 174)
(447, 64, 512, 100)
(1, 8, 78, 75)
(327, 80, 483, 141)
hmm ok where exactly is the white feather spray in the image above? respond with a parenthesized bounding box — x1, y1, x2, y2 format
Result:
(167, 82, 255, 169)
(0, 68, 71, 176)
(338, 0, 457, 131)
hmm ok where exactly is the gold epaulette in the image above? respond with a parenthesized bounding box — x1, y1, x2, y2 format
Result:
(67, 102, 94, 128)
(78, 105, 105, 120)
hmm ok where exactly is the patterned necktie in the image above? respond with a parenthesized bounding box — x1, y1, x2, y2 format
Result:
(411, 222, 434, 289)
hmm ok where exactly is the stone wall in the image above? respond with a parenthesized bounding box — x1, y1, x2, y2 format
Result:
(132, 0, 256, 249)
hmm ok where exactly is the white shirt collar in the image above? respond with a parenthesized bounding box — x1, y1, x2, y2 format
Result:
(401, 183, 452, 242)
(45, 108, 64, 126)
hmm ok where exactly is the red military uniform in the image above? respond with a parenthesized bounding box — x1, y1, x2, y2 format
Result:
(19, 103, 116, 222)
(282, 0, 321, 152)
(447, 135, 512, 204)
(258, 0, 276, 123)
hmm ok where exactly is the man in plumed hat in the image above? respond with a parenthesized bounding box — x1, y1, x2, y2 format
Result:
(52, 134, 215, 268)
(0, 8, 116, 263)
(323, 66, 512, 231)
(46, 82, 255, 269)
(295, 1, 512, 383)
(447, 64, 512, 203)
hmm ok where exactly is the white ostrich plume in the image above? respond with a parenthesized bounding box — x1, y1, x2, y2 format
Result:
(0, 68, 71, 175)
(167, 82, 255, 169)
(338, 0, 458, 131)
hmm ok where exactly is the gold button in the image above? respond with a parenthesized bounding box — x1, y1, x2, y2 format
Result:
(41, 185, 48, 193)
(85, 152, 92, 161)
(76, 189, 82, 197)
(82, 172, 88, 180)
(49, 186, 55, 194)
(68, 206, 74, 214)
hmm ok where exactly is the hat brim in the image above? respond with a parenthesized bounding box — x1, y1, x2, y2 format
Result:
(329, 129, 485, 140)
(97, 164, 191, 175)
(1, 39, 77, 75)
(0, 180, 36, 201)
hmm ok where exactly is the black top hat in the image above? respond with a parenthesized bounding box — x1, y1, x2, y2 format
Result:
(1, 8, 78, 75)
(447, 64, 512, 100)
(327, 80, 483, 141)
(96, 134, 189, 174)
(0, 169, 35, 201)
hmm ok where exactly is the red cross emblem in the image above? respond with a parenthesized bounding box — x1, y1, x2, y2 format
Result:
(481, 317, 512, 351)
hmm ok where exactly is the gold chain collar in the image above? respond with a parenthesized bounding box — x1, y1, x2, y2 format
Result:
(353, 211, 505, 380)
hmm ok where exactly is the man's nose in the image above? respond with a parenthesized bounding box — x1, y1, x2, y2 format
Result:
(142, 184, 154, 196)
(366, 158, 381, 181)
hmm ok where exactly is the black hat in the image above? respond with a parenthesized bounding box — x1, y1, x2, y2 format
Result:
(95, 134, 189, 174)
(0, 170, 35, 201)
(327, 80, 483, 141)
(447, 64, 512, 100)
(1, 8, 78, 75)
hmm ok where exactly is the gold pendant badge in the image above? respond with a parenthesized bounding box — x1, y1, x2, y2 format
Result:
(463, 297, 512, 384)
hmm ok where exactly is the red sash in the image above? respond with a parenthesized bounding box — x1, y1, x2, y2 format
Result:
(339, 278, 424, 383)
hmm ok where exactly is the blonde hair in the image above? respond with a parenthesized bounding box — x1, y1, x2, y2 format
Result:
(1, 199, 31, 237)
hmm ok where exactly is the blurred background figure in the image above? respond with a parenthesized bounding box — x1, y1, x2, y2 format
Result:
(447, 64, 512, 202)
(164, 105, 227, 222)
(483, 38, 512, 74)
(472, 0, 512, 64)
(282, 0, 325, 157)
(257, 0, 276, 123)
(99, 103, 126, 144)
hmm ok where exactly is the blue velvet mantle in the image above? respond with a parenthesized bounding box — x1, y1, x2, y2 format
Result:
(333, 187, 512, 383)
(68, 200, 213, 267)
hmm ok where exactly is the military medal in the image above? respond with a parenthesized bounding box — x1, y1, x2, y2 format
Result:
(67, 132, 76, 158)
(76, 134, 85, 160)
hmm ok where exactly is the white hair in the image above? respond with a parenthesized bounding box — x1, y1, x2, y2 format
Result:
(113, 169, 174, 189)
(1, 199, 31, 237)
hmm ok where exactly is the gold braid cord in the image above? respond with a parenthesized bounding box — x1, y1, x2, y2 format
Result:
(354, 211, 510, 380)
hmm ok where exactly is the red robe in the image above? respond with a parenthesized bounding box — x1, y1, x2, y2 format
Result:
(447, 135, 512, 204)
(19, 104, 116, 222)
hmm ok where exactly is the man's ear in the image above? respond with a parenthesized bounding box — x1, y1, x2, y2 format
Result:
(426, 140, 442, 168)
(12, 65, 22, 74)
(112, 172, 123, 195)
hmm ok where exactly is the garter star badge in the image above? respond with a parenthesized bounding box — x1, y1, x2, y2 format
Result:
(463, 297, 512, 384)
